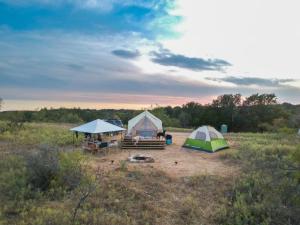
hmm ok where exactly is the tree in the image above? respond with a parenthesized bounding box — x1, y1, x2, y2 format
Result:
(151, 107, 180, 127)
(181, 102, 204, 127)
(178, 111, 191, 128)
(0, 98, 2, 110)
(211, 94, 242, 131)
(240, 94, 284, 131)
(212, 94, 242, 108)
(244, 93, 277, 106)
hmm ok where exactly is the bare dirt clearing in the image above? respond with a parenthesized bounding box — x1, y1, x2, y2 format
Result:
(91, 132, 238, 178)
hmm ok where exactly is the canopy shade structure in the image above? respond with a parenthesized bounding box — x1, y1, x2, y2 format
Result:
(70, 119, 125, 134)
(183, 126, 229, 152)
(127, 111, 163, 137)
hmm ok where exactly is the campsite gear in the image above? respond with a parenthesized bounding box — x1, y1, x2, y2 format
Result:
(221, 124, 228, 134)
(70, 119, 125, 134)
(127, 111, 163, 138)
(84, 133, 92, 139)
(298, 129, 300, 136)
(109, 142, 118, 147)
(166, 134, 172, 145)
(183, 126, 229, 152)
(100, 142, 108, 148)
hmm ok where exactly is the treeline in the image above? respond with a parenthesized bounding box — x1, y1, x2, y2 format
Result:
(0, 93, 299, 132)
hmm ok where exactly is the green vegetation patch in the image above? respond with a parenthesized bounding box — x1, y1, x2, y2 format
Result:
(0, 122, 82, 147)
(216, 133, 300, 225)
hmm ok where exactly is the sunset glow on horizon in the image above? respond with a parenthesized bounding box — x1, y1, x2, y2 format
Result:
(2, 95, 215, 111)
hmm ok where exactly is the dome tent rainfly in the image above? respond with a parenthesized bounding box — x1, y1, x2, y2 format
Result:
(70, 119, 125, 134)
(183, 126, 229, 152)
(127, 111, 163, 137)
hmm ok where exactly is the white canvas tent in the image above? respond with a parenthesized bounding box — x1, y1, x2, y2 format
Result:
(127, 111, 163, 137)
(298, 128, 300, 136)
(70, 119, 125, 134)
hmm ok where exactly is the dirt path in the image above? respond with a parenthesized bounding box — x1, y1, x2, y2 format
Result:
(91, 132, 238, 178)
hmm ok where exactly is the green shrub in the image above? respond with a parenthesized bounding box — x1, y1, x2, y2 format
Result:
(57, 151, 86, 191)
(26, 146, 87, 196)
(17, 206, 71, 225)
(0, 155, 29, 201)
(277, 127, 296, 134)
(257, 122, 273, 132)
(26, 146, 60, 192)
(217, 137, 300, 225)
(218, 171, 300, 225)
(0, 146, 92, 224)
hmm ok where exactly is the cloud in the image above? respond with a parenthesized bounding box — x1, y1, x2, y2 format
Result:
(111, 49, 140, 59)
(0, 30, 143, 89)
(0, 0, 170, 11)
(1, 30, 299, 106)
(206, 76, 296, 87)
(67, 64, 85, 70)
(0, 0, 181, 40)
(150, 49, 231, 71)
(0, 30, 231, 102)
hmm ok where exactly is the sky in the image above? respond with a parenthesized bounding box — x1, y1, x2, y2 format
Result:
(0, 0, 300, 111)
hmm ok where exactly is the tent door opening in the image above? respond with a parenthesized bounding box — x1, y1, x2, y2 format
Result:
(137, 130, 156, 137)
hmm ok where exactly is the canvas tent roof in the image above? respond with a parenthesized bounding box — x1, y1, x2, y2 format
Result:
(127, 111, 162, 134)
(70, 119, 125, 134)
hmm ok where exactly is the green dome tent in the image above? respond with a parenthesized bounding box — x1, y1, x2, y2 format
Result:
(183, 126, 229, 152)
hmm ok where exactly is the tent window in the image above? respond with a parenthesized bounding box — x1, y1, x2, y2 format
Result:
(209, 131, 218, 139)
(195, 131, 206, 140)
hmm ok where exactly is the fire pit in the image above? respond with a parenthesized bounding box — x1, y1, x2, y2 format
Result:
(127, 154, 155, 163)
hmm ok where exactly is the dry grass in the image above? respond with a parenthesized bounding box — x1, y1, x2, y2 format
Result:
(69, 169, 234, 225)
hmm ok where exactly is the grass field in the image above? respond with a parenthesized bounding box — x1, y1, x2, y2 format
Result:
(0, 122, 299, 225)
(0, 121, 83, 147)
